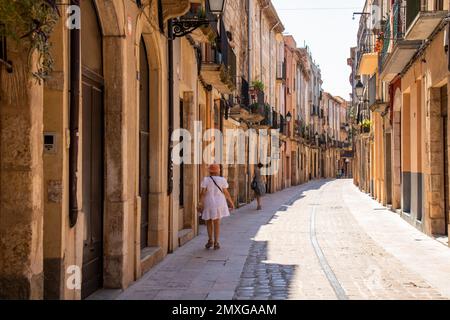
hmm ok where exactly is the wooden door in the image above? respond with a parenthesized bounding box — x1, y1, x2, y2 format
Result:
(81, 0, 104, 299)
(139, 38, 150, 249)
(442, 85, 448, 235)
(385, 132, 393, 205)
(81, 69, 104, 299)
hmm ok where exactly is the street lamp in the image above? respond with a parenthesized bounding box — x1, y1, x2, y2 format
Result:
(208, 0, 226, 15)
(355, 80, 364, 99)
(285, 111, 292, 122)
(345, 123, 350, 132)
(171, 0, 227, 39)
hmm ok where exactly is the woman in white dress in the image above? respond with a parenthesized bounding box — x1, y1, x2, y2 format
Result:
(198, 164, 234, 250)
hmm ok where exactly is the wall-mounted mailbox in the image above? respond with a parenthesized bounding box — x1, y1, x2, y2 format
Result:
(44, 133, 57, 154)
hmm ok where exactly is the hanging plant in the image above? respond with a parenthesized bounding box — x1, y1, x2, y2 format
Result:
(0, 0, 60, 82)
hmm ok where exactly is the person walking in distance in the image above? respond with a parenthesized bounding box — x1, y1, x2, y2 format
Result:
(198, 164, 234, 250)
(251, 163, 266, 210)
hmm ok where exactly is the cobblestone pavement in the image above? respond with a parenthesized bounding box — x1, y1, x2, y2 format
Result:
(91, 179, 450, 300)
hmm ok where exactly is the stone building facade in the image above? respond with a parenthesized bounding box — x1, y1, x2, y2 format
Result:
(0, 0, 352, 300)
(351, 0, 450, 245)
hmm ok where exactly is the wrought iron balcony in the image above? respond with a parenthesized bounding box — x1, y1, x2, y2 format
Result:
(379, 0, 423, 81)
(229, 78, 263, 122)
(404, 0, 447, 40)
(279, 115, 288, 137)
(200, 22, 236, 94)
(294, 120, 302, 137)
(272, 111, 279, 130)
(255, 104, 273, 129)
(310, 105, 320, 116)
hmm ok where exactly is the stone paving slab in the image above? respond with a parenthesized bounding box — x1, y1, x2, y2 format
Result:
(91, 179, 450, 300)
(90, 182, 312, 300)
(234, 180, 449, 300)
(342, 180, 450, 299)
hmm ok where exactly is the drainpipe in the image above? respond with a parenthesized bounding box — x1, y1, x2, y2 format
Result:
(268, 20, 280, 193)
(167, 19, 174, 252)
(269, 21, 280, 107)
(69, 0, 81, 228)
(260, 2, 270, 84)
(448, 23, 450, 71)
(248, 0, 252, 81)
(247, 0, 252, 202)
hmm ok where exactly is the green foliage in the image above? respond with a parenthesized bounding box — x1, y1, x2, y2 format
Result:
(0, 0, 60, 82)
(361, 119, 372, 129)
(207, 32, 217, 45)
(249, 102, 259, 113)
(251, 80, 264, 92)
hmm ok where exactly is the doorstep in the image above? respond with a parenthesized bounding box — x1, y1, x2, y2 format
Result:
(434, 235, 449, 248)
(178, 228, 194, 247)
(141, 246, 164, 274)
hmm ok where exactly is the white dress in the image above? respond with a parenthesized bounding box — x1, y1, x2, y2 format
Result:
(201, 176, 230, 221)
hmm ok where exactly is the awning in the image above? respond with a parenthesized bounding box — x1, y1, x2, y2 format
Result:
(357, 53, 378, 76)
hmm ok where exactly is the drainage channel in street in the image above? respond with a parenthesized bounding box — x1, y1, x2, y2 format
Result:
(309, 188, 349, 300)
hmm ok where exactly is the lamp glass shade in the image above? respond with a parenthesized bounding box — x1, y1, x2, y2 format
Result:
(286, 112, 292, 122)
(355, 80, 364, 98)
(208, 0, 225, 14)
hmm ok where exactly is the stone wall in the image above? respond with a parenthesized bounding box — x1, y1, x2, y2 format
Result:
(0, 46, 44, 299)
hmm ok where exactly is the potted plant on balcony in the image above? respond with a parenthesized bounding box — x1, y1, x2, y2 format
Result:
(360, 119, 372, 133)
(260, 104, 272, 126)
(251, 80, 265, 92)
(304, 125, 310, 139)
(249, 80, 265, 106)
(249, 102, 259, 114)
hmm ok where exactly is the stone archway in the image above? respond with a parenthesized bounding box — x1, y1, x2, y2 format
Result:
(133, 5, 169, 276)
(91, 0, 130, 289)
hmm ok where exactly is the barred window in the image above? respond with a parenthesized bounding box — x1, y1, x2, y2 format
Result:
(435, 0, 444, 10)
(0, 23, 6, 61)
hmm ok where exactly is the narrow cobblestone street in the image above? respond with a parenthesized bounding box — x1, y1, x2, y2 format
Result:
(91, 179, 450, 300)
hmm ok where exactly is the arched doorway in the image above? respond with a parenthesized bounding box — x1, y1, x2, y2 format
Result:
(80, 0, 104, 299)
(139, 37, 150, 250)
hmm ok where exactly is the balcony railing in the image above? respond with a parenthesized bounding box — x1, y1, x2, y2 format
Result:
(380, 0, 406, 69)
(258, 105, 273, 127)
(240, 77, 250, 109)
(220, 20, 236, 88)
(201, 23, 236, 93)
(368, 74, 377, 107)
(406, 0, 426, 28)
(230, 78, 266, 122)
(276, 60, 286, 81)
(404, 0, 448, 40)
(272, 111, 279, 129)
(310, 105, 320, 116)
(379, 0, 424, 80)
(279, 115, 288, 136)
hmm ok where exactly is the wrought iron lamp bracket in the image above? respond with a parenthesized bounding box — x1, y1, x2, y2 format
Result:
(171, 18, 217, 39)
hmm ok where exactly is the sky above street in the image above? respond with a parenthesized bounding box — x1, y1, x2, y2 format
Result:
(272, 0, 365, 100)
